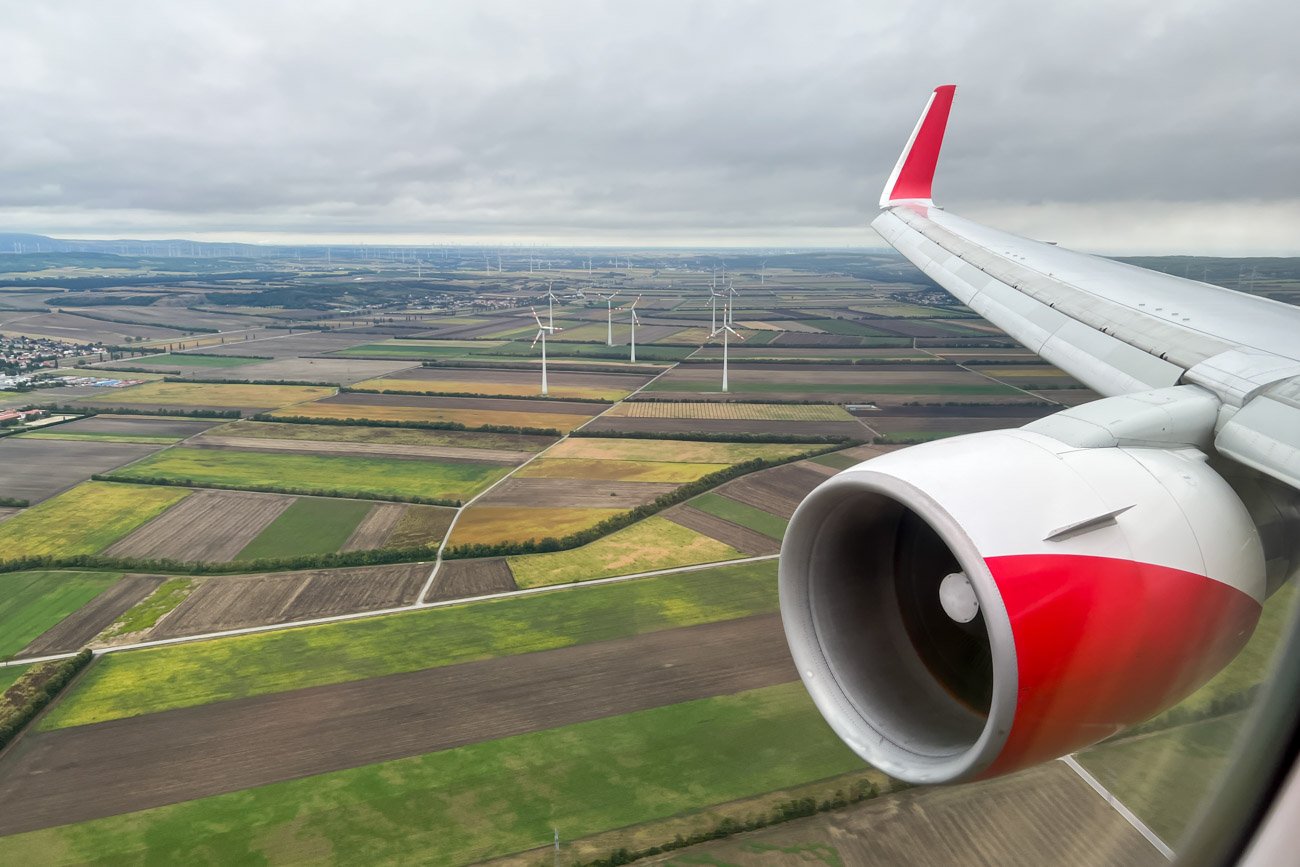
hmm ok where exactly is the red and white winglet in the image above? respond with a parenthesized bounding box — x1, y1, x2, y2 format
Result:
(879, 84, 956, 208)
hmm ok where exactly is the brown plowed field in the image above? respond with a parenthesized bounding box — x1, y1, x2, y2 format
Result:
(190, 435, 528, 464)
(0, 614, 793, 835)
(582, 416, 865, 438)
(673, 761, 1162, 867)
(320, 391, 606, 416)
(715, 463, 829, 518)
(427, 557, 518, 600)
(146, 563, 428, 638)
(51, 415, 222, 438)
(477, 477, 677, 508)
(663, 506, 781, 556)
(103, 490, 295, 562)
(19, 575, 165, 657)
(340, 503, 407, 551)
(383, 366, 653, 391)
(0, 438, 168, 503)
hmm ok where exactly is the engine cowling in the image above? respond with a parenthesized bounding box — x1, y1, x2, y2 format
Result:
(779, 429, 1265, 784)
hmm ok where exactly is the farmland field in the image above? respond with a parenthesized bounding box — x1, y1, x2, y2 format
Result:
(689, 491, 789, 539)
(0, 665, 30, 694)
(103, 381, 334, 409)
(103, 489, 294, 562)
(0, 482, 191, 561)
(209, 419, 553, 452)
(331, 339, 504, 359)
(235, 498, 374, 560)
(19, 575, 166, 656)
(0, 437, 171, 503)
(0, 571, 121, 658)
(506, 516, 742, 588)
(147, 353, 260, 368)
(105, 447, 511, 503)
(277, 393, 596, 432)
(448, 506, 623, 546)
(42, 561, 777, 728)
(383, 505, 456, 548)
(516, 457, 727, 482)
(610, 401, 854, 421)
(547, 437, 812, 463)
(353, 365, 647, 401)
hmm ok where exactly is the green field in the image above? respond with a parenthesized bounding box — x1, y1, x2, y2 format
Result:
(1079, 713, 1246, 848)
(689, 492, 789, 540)
(0, 664, 31, 694)
(0, 482, 191, 561)
(102, 578, 195, 638)
(507, 517, 743, 588)
(149, 354, 260, 368)
(105, 447, 510, 502)
(43, 561, 777, 728)
(0, 571, 121, 658)
(236, 498, 372, 560)
(1, 683, 859, 865)
(14, 431, 181, 445)
(804, 318, 891, 337)
(332, 341, 498, 359)
(213, 420, 552, 452)
(808, 451, 864, 471)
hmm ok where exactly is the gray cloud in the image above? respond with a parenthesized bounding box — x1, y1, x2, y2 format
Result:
(2, 0, 1297, 252)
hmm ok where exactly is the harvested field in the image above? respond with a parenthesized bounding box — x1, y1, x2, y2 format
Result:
(477, 477, 677, 508)
(19, 575, 164, 657)
(546, 438, 812, 464)
(714, 463, 829, 518)
(330, 339, 501, 359)
(146, 563, 429, 639)
(47, 415, 221, 439)
(449, 506, 624, 546)
(507, 516, 742, 588)
(198, 332, 376, 358)
(642, 362, 1023, 401)
(189, 434, 527, 464)
(103, 490, 294, 562)
(212, 419, 554, 452)
(0, 615, 795, 836)
(182, 357, 415, 385)
(517, 457, 727, 483)
(0, 437, 169, 503)
(611, 402, 853, 421)
(582, 416, 865, 439)
(679, 760, 1162, 867)
(104, 381, 335, 410)
(0, 482, 191, 561)
(283, 391, 600, 432)
(340, 503, 408, 551)
(663, 505, 781, 555)
(427, 558, 518, 601)
(356, 365, 652, 401)
(385, 505, 456, 548)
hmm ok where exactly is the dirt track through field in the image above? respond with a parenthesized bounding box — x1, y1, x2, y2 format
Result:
(478, 477, 678, 508)
(146, 563, 429, 638)
(340, 503, 407, 551)
(0, 614, 795, 835)
(191, 435, 529, 464)
(103, 490, 295, 562)
(663, 506, 781, 555)
(428, 558, 518, 600)
(19, 575, 165, 657)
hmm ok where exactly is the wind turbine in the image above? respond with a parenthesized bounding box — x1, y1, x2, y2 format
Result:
(531, 307, 561, 395)
(598, 291, 619, 346)
(726, 281, 740, 325)
(709, 287, 724, 332)
(712, 298, 745, 393)
(543, 281, 561, 329)
(619, 295, 642, 363)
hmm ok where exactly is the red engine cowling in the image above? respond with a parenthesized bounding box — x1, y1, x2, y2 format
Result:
(779, 429, 1265, 784)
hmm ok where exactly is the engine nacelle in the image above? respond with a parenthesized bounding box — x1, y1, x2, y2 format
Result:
(779, 429, 1265, 784)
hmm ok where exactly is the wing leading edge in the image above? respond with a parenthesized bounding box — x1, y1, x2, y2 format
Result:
(872, 86, 1300, 489)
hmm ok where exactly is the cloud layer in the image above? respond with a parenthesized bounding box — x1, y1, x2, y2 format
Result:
(2, 1, 1297, 252)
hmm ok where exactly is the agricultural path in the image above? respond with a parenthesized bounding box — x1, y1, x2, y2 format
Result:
(0, 613, 796, 836)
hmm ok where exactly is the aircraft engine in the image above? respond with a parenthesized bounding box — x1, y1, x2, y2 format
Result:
(779, 429, 1265, 784)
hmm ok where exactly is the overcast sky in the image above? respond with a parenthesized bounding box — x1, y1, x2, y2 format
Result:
(2, 1, 1297, 253)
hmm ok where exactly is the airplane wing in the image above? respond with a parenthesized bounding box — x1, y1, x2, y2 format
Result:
(777, 86, 1300, 788)
(873, 85, 1300, 489)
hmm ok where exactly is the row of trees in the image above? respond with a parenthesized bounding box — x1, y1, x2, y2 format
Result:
(255, 413, 562, 437)
(0, 650, 93, 752)
(338, 386, 609, 405)
(569, 428, 860, 445)
(0, 543, 442, 578)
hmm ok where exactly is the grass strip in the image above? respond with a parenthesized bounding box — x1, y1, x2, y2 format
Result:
(689, 492, 789, 540)
(42, 560, 777, 729)
(236, 499, 372, 560)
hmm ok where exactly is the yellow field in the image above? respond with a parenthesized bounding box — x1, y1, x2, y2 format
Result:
(353, 378, 628, 401)
(277, 401, 591, 433)
(660, 326, 713, 344)
(517, 458, 727, 483)
(549, 323, 611, 342)
(507, 516, 742, 588)
(110, 381, 334, 409)
(448, 506, 623, 546)
(545, 438, 811, 463)
(0, 482, 191, 560)
(609, 402, 853, 421)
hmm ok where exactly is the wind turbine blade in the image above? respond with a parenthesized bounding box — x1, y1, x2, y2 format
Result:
(532, 330, 543, 347)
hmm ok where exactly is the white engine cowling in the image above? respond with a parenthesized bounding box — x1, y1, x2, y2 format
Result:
(779, 429, 1265, 784)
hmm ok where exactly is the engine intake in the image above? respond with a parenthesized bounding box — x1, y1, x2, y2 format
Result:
(779, 429, 1265, 784)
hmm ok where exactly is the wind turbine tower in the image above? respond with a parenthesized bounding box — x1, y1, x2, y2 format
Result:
(712, 299, 745, 392)
(619, 295, 642, 363)
(544, 281, 561, 329)
(530, 307, 561, 395)
(598, 291, 619, 346)
(726, 282, 740, 325)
